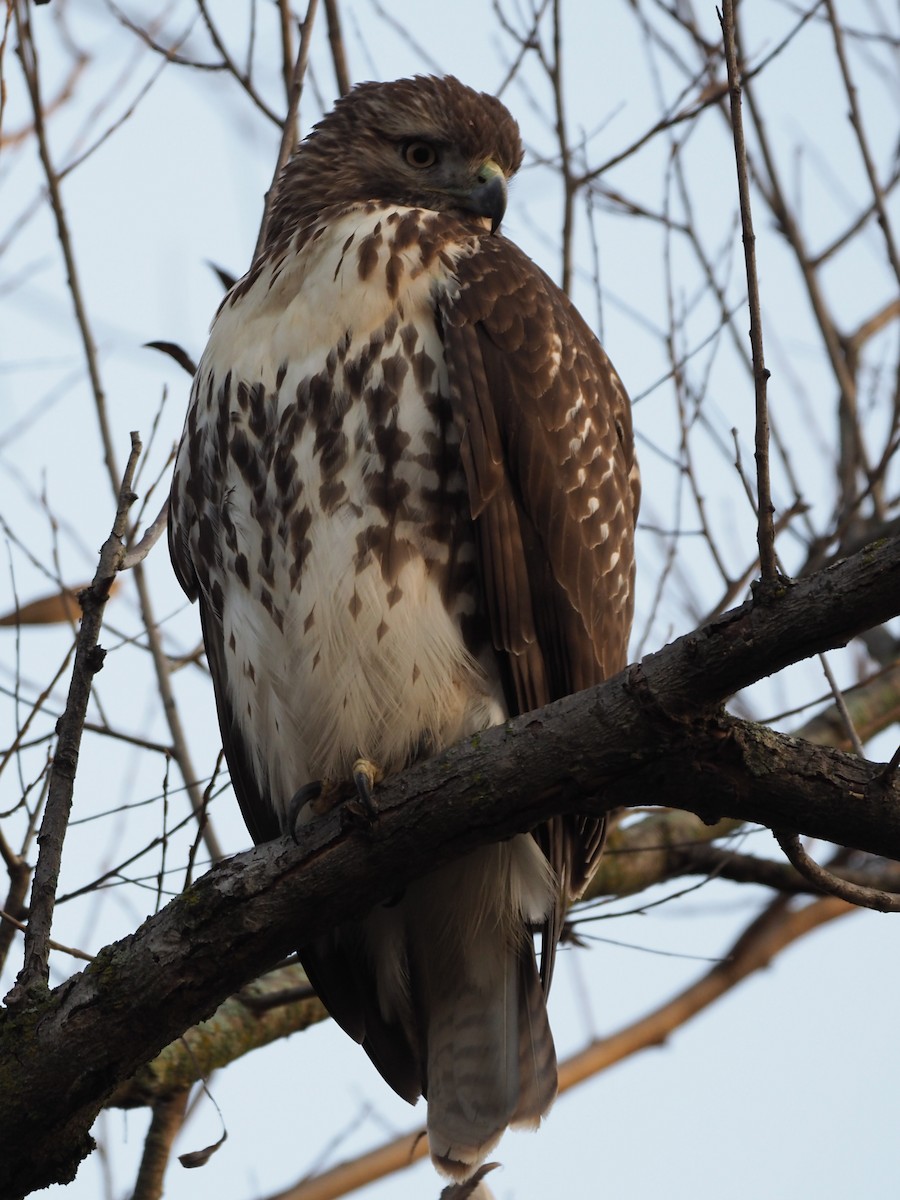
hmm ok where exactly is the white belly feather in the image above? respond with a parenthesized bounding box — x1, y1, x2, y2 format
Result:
(198, 207, 507, 823)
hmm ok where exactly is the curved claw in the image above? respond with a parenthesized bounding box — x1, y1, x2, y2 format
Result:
(287, 780, 323, 841)
(352, 757, 382, 818)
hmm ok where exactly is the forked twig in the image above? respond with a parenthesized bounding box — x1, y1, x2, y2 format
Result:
(7, 432, 142, 1005)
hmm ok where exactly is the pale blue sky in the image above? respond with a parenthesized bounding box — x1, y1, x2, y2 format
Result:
(2, 3, 898, 1199)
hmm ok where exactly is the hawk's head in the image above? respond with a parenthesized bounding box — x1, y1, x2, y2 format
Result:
(265, 76, 524, 251)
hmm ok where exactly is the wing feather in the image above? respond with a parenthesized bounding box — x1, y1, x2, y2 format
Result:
(439, 234, 640, 982)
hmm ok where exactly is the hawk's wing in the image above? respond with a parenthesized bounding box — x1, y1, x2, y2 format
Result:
(438, 234, 640, 978)
(168, 422, 283, 847)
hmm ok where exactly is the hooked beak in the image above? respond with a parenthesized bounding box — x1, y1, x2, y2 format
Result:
(462, 159, 508, 233)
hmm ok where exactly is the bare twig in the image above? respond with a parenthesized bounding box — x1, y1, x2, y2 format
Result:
(0, 2, 16, 140)
(14, 1, 119, 494)
(809, 163, 900, 268)
(275, 0, 295, 103)
(0, 834, 32, 971)
(194, 0, 281, 124)
(844, 297, 900, 358)
(721, 0, 776, 584)
(121, 499, 169, 570)
(323, 0, 350, 97)
(8, 432, 142, 1004)
(773, 829, 900, 912)
(818, 653, 866, 757)
(731, 17, 872, 523)
(671, 842, 900, 896)
(0, 908, 94, 963)
(575, 1, 823, 190)
(824, 0, 900, 292)
(548, 0, 574, 294)
(253, 0, 320, 261)
(0, 642, 76, 780)
(557, 893, 848, 1084)
(131, 1087, 190, 1200)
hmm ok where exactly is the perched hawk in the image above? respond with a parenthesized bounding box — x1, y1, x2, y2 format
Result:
(169, 75, 639, 1178)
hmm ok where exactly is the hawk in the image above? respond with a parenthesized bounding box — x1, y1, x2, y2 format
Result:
(169, 75, 639, 1179)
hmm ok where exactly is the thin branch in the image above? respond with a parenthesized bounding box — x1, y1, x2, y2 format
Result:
(194, 0, 281, 124)
(130, 1087, 190, 1200)
(824, 0, 900, 292)
(548, 0, 574, 294)
(275, 0, 295, 104)
(253, 0, 320, 261)
(732, 15, 872, 521)
(809, 162, 900, 268)
(0, 908, 94, 963)
(9, 432, 142, 1003)
(121, 499, 169, 570)
(574, 0, 824, 190)
(818, 652, 866, 757)
(845, 297, 900, 357)
(0, 848, 32, 970)
(773, 830, 900, 912)
(557, 892, 848, 1084)
(323, 0, 350, 97)
(14, 1, 120, 494)
(671, 841, 900, 896)
(721, 0, 776, 584)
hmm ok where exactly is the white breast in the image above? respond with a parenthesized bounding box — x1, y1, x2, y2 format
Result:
(192, 206, 506, 825)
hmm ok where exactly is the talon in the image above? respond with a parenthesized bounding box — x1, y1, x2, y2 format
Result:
(288, 778, 349, 838)
(288, 781, 322, 840)
(352, 757, 382, 817)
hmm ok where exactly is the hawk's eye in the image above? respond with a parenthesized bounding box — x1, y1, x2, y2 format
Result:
(402, 140, 438, 169)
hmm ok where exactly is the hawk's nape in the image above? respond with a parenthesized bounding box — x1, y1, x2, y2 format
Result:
(168, 74, 639, 1180)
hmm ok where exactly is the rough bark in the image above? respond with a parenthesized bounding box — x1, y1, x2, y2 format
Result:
(2, 535, 900, 1198)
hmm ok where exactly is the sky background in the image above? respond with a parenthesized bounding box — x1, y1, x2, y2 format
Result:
(2, 2, 899, 1198)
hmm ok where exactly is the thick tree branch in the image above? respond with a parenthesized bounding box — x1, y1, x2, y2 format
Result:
(109, 964, 326, 1108)
(101, 814, 743, 1111)
(2, 535, 900, 1196)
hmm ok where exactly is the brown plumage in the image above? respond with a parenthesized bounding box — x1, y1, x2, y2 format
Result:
(169, 75, 639, 1178)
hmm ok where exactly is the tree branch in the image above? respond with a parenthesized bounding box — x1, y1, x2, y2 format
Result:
(253, 0, 319, 261)
(773, 829, 900, 911)
(130, 1087, 189, 1200)
(8, 433, 141, 1004)
(721, 0, 776, 584)
(109, 964, 327, 1108)
(2, 534, 900, 1196)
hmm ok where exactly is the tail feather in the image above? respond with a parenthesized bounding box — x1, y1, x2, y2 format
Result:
(511, 946, 557, 1127)
(398, 836, 557, 1179)
(427, 942, 558, 1178)
(426, 949, 520, 1177)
